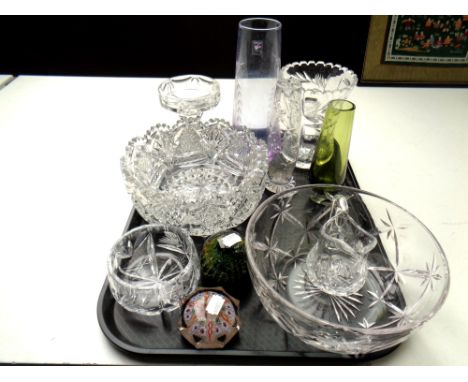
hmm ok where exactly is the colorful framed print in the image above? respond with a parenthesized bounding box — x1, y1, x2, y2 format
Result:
(361, 15, 468, 85)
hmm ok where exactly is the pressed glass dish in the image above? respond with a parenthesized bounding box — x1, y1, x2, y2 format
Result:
(121, 118, 268, 237)
(107, 224, 200, 315)
(158, 75, 220, 118)
(245, 185, 450, 355)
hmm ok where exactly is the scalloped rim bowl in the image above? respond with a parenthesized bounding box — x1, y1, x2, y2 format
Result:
(282, 60, 358, 93)
(121, 119, 268, 236)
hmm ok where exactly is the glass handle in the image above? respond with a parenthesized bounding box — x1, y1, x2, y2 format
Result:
(305, 196, 377, 296)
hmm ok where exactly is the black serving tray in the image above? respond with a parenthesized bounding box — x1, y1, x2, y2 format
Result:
(97, 165, 399, 365)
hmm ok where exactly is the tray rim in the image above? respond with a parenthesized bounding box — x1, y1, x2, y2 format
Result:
(97, 276, 399, 362)
(97, 278, 354, 359)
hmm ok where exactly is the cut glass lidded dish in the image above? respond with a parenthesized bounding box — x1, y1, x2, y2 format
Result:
(121, 75, 268, 237)
(246, 185, 450, 355)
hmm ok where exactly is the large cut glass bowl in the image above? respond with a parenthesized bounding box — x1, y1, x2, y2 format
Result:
(245, 185, 450, 355)
(121, 119, 268, 236)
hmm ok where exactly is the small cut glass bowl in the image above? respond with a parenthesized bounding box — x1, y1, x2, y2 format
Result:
(245, 185, 450, 355)
(121, 118, 268, 237)
(107, 224, 200, 315)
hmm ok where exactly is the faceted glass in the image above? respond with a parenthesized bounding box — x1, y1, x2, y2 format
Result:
(107, 224, 200, 315)
(246, 185, 450, 355)
(282, 61, 358, 169)
(121, 118, 268, 236)
(122, 75, 268, 236)
(266, 76, 303, 193)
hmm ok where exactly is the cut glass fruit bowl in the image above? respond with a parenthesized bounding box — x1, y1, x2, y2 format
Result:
(245, 185, 450, 355)
(122, 75, 268, 237)
(121, 118, 268, 237)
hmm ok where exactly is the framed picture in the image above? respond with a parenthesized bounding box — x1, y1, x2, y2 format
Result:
(361, 15, 468, 85)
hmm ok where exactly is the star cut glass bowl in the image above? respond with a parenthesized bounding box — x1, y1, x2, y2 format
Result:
(245, 185, 450, 355)
(121, 118, 268, 237)
(107, 224, 200, 315)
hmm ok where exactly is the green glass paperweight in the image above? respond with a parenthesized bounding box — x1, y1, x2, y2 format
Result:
(308, 99, 355, 185)
(201, 230, 249, 295)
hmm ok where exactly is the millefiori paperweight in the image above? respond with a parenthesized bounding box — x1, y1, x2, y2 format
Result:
(179, 287, 240, 349)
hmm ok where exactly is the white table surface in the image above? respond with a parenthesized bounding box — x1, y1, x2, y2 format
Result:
(0, 76, 467, 365)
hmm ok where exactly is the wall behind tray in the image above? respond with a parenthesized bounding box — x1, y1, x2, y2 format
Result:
(0, 16, 370, 79)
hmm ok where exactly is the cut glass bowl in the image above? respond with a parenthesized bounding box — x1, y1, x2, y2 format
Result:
(121, 118, 268, 237)
(107, 224, 200, 315)
(245, 185, 450, 355)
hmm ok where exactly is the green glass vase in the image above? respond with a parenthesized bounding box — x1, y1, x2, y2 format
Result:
(308, 99, 355, 185)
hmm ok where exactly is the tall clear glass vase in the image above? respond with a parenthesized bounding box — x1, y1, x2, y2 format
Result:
(232, 18, 282, 142)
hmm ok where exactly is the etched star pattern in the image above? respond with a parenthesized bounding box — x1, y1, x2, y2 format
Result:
(252, 235, 293, 266)
(358, 318, 376, 329)
(270, 193, 303, 227)
(385, 302, 416, 327)
(368, 265, 409, 286)
(367, 251, 443, 315)
(361, 209, 409, 311)
(250, 191, 448, 335)
(292, 217, 320, 257)
(252, 236, 279, 259)
(157, 231, 186, 255)
(378, 209, 410, 266)
(293, 274, 363, 322)
(268, 269, 289, 291)
(120, 233, 185, 284)
(420, 254, 443, 292)
(367, 289, 390, 308)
